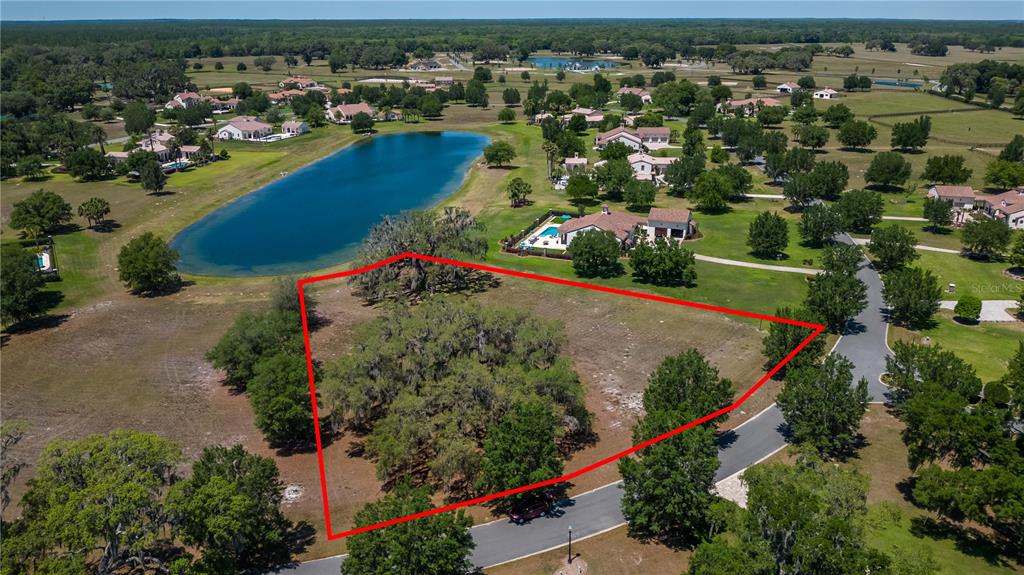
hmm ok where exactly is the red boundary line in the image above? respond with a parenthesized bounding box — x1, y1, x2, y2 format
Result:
(297, 253, 824, 540)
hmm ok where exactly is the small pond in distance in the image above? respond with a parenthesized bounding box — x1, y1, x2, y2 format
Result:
(171, 131, 489, 276)
(527, 56, 618, 70)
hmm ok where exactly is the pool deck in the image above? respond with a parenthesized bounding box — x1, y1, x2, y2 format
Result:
(520, 215, 572, 250)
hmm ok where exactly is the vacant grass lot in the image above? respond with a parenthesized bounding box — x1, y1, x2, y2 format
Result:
(300, 272, 768, 556)
(891, 310, 1023, 382)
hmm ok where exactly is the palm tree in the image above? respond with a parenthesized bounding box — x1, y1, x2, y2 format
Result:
(167, 138, 182, 162)
(88, 123, 107, 154)
(542, 140, 558, 180)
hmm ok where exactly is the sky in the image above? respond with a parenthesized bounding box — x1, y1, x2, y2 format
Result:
(1, 1, 1022, 22)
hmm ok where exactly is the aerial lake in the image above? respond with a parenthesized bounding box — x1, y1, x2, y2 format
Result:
(171, 131, 489, 277)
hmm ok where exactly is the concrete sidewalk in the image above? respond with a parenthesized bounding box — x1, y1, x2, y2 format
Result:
(693, 253, 820, 275)
(849, 237, 960, 254)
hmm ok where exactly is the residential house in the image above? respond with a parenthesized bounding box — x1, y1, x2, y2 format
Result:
(615, 86, 652, 104)
(981, 188, 1024, 229)
(529, 112, 554, 124)
(328, 102, 374, 124)
(927, 185, 978, 211)
(722, 97, 783, 116)
(563, 153, 588, 172)
(382, 109, 404, 121)
(281, 120, 310, 135)
(644, 207, 693, 241)
(138, 139, 171, 161)
(164, 91, 203, 110)
(813, 88, 840, 100)
(595, 126, 644, 151)
(216, 116, 273, 141)
(557, 205, 645, 246)
(279, 77, 318, 89)
(434, 76, 455, 85)
(268, 89, 307, 105)
(409, 59, 442, 71)
(627, 152, 675, 182)
(776, 82, 800, 94)
(637, 127, 671, 148)
(563, 107, 605, 127)
(210, 97, 239, 114)
(179, 145, 204, 161)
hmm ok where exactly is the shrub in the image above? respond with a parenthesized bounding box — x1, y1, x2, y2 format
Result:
(953, 294, 982, 322)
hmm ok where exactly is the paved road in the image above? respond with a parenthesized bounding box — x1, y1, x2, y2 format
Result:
(834, 234, 891, 402)
(274, 408, 789, 574)
(275, 235, 891, 574)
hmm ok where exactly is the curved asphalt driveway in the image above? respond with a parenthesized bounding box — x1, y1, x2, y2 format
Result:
(835, 233, 891, 402)
(275, 236, 890, 574)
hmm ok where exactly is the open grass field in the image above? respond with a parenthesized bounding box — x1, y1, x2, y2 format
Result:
(914, 250, 1021, 300)
(891, 310, 1024, 382)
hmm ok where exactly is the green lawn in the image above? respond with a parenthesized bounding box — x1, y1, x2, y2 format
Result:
(914, 251, 1020, 300)
(892, 311, 1023, 382)
(841, 91, 975, 116)
(489, 250, 809, 318)
(689, 200, 825, 269)
(854, 221, 965, 252)
(866, 504, 1020, 575)
(927, 111, 1024, 144)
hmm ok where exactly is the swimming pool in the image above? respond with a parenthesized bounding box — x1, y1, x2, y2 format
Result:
(538, 225, 560, 237)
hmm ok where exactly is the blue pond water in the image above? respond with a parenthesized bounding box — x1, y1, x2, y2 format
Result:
(527, 56, 618, 70)
(171, 131, 489, 277)
(874, 80, 923, 88)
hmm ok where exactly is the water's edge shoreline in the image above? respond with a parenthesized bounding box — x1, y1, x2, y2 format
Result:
(173, 130, 491, 280)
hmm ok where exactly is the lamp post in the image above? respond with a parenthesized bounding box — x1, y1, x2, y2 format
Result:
(567, 525, 573, 564)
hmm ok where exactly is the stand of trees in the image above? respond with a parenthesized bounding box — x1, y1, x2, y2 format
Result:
(343, 484, 475, 575)
(1, 431, 300, 574)
(688, 453, 913, 575)
(320, 298, 590, 502)
(620, 350, 733, 544)
(349, 208, 488, 303)
(207, 278, 314, 447)
(886, 342, 1024, 556)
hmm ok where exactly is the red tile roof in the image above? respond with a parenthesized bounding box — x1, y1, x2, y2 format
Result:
(647, 207, 691, 224)
(557, 209, 644, 241)
(930, 185, 977, 199)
